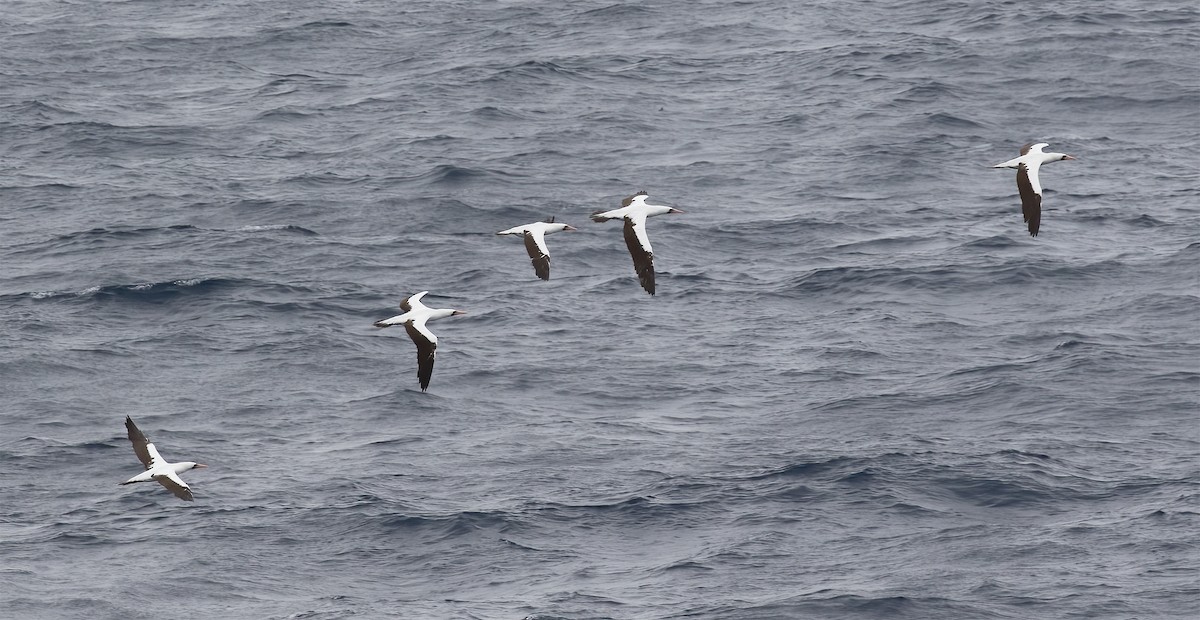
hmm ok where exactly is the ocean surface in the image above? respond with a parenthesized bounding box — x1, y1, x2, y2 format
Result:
(1, 1, 1198, 618)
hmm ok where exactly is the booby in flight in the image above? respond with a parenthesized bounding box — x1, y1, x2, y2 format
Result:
(992, 142, 1076, 236)
(373, 291, 466, 391)
(119, 416, 207, 501)
(496, 217, 577, 280)
(591, 191, 684, 295)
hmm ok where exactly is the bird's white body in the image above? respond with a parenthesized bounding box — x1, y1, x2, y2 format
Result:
(992, 142, 1073, 196)
(374, 291, 459, 346)
(123, 459, 200, 483)
(591, 195, 678, 256)
(497, 220, 574, 239)
(122, 459, 201, 485)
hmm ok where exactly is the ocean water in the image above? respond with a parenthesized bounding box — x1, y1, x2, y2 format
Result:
(1, 0, 1198, 618)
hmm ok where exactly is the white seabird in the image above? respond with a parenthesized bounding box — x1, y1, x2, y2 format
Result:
(119, 416, 207, 502)
(591, 191, 684, 295)
(992, 142, 1076, 237)
(496, 217, 577, 280)
(373, 291, 466, 391)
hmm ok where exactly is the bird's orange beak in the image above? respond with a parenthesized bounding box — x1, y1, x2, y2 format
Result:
(195, 464, 208, 469)
(1063, 155, 1077, 160)
(452, 310, 467, 316)
(564, 225, 578, 231)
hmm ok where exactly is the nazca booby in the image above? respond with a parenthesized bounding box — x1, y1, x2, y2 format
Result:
(496, 217, 577, 280)
(992, 142, 1076, 237)
(591, 191, 684, 295)
(119, 416, 207, 501)
(373, 291, 466, 391)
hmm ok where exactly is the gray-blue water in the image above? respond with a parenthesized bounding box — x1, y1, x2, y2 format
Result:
(1, 1, 1198, 618)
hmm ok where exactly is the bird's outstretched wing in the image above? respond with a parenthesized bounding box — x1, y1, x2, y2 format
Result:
(621, 191, 648, 207)
(1016, 162, 1042, 237)
(405, 319, 438, 391)
(622, 217, 656, 295)
(125, 416, 155, 470)
(400, 291, 429, 313)
(156, 471, 194, 501)
(524, 231, 551, 280)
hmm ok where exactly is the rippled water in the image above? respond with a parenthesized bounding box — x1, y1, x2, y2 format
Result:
(1, 1, 1198, 618)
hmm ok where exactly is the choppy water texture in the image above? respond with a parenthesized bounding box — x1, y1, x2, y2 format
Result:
(2, 1, 1198, 618)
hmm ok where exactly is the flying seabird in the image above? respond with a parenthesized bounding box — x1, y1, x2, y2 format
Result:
(373, 291, 466, 391)
(591, 191, 684, 295)
(496, 217, 577, 280)
(992, 142, 1076, 236)
(119, 416, 207, 502)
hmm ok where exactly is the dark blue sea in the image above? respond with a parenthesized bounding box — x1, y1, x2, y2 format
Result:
(2, 1, 1198, 618)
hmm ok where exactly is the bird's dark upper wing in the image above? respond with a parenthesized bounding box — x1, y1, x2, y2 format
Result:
(524, 233, 551, 281)
(125, 416, 153, 470)
(623, 219, 656, 295)
(404, 321, 438, 392)
(1017, 163, 1042, 237)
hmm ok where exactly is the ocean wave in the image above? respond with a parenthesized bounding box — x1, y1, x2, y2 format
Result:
(236, 224, 318, 235)
(28, 278, 227, 302)
(739, 593, 994, 620)
(775, 257, 1139, 298)
(481, 60, 586, 84)
(47, 224, 199, 243)
(259, 19, 382, 44)
(954, 235, 1022, 250)
(7, 99, 83, 120)
(576, 3, 658, 19)
(254, 106, 318, 122)
(279, 171, 370, 188)
(388, 164, 521, 187)
(469, 105, 534, 121)
(14, 277, 316, 305)
(742, 456, 861, 480)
